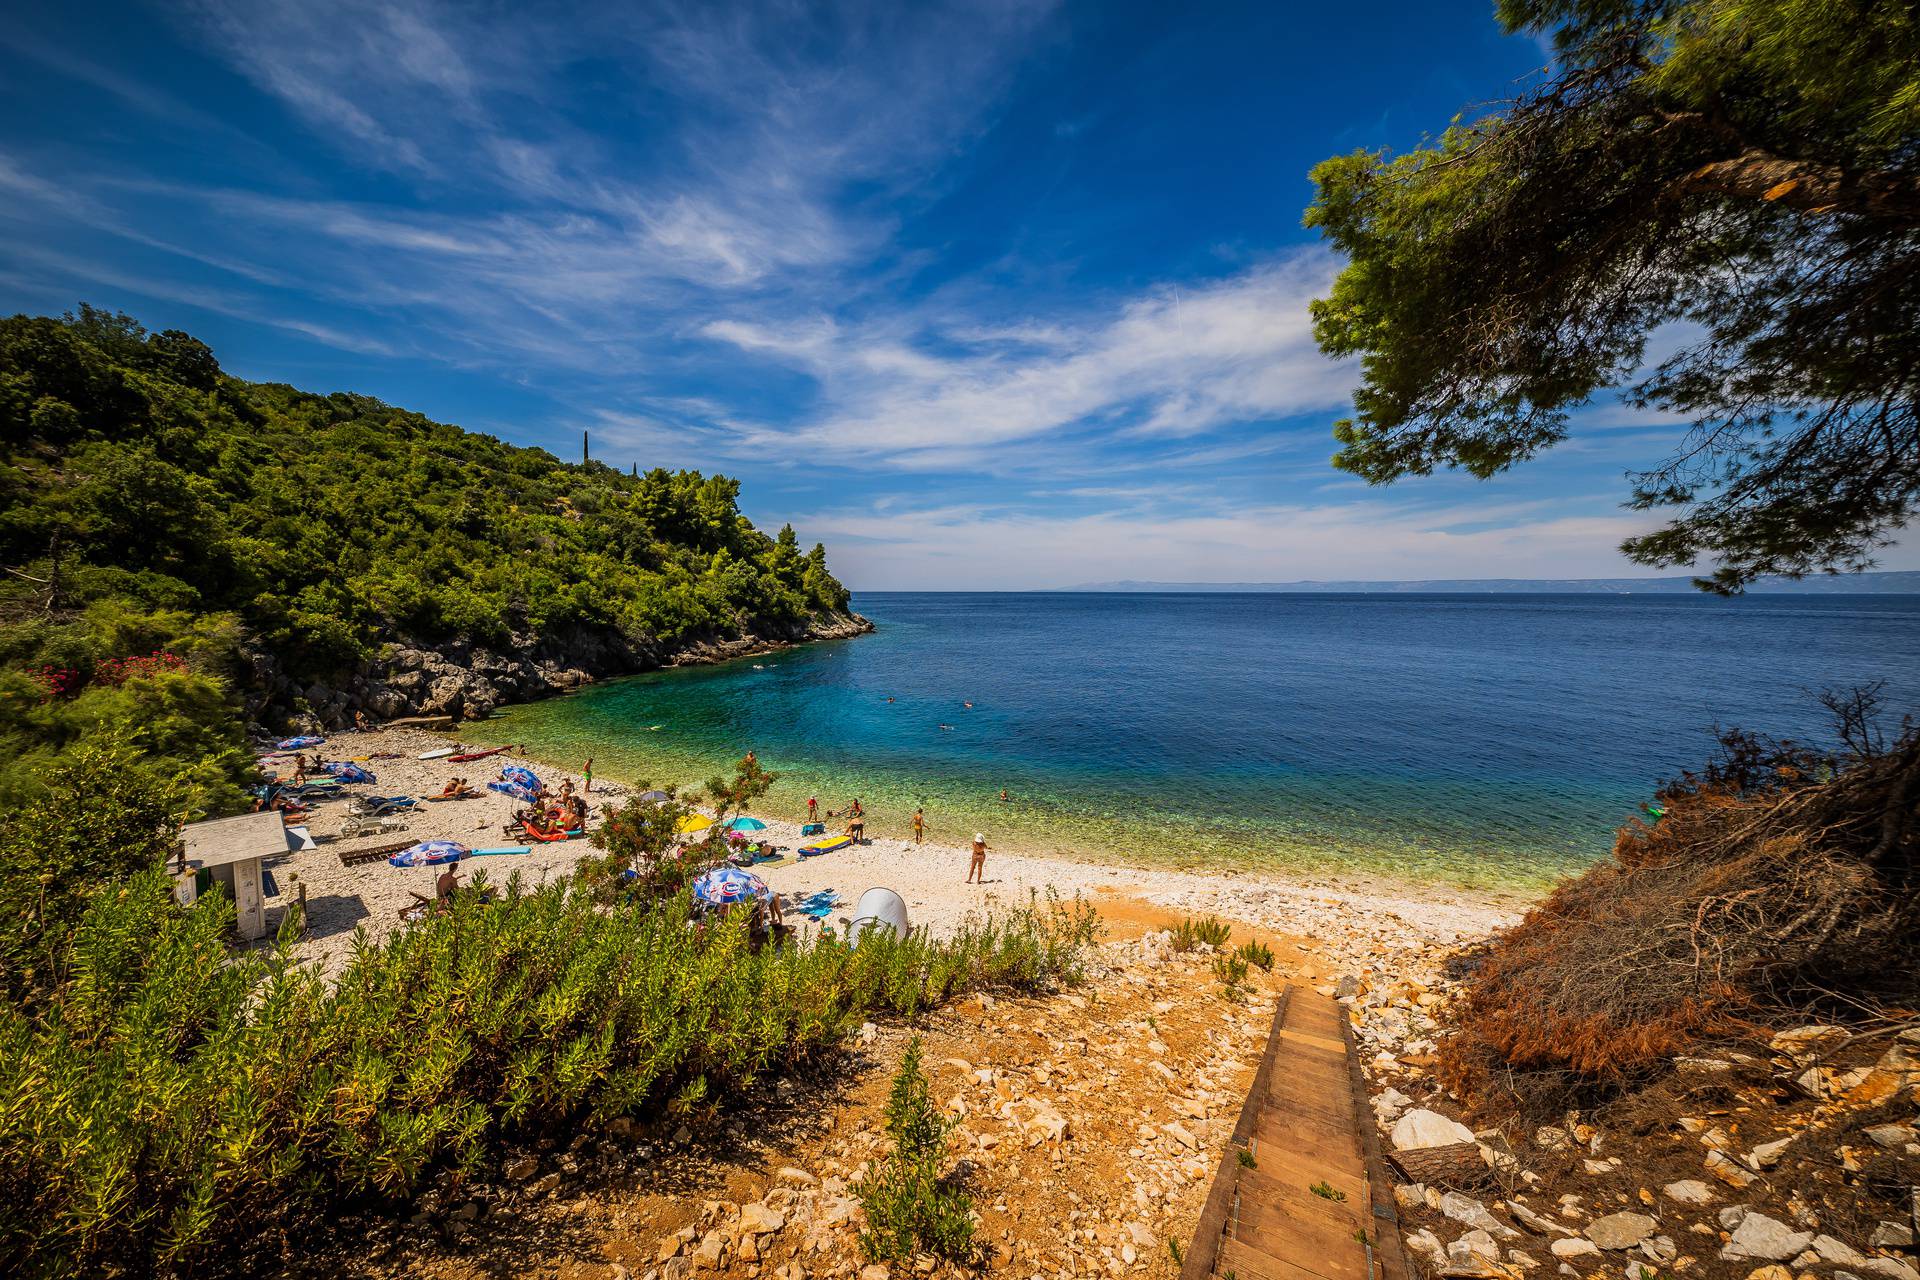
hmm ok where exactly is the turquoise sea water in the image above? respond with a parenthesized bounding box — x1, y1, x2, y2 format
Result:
(496, 592, 1920, 889)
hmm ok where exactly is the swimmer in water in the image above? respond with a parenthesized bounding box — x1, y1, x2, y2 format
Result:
(999, 789, 1009, 802)
(963, 701, 973, 708)
(939, 724, 954, 731)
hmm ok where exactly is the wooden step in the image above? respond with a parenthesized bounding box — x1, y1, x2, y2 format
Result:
(1183, 985, 1411, 1280)
(1215, 1235, 1350, 1280)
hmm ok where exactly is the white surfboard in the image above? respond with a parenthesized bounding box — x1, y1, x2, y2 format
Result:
(418, 747, 456, 760)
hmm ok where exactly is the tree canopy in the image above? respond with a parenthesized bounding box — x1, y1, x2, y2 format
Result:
(0, 306, 855, 807)
(1306, 0, 1920, 591)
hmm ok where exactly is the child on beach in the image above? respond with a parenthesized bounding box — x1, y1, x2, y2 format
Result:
(967, 833, 988, 884)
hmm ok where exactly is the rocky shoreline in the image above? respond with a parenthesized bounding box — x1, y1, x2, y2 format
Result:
(254, 610, 873, 732)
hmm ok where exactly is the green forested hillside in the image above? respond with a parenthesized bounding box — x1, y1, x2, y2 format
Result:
(0, 306, 858, 808)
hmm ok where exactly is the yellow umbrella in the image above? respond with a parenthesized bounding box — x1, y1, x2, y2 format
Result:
(676, 814, 715, 835)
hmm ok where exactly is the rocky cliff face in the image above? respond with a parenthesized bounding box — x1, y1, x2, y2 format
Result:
(255, 611, 872, 732)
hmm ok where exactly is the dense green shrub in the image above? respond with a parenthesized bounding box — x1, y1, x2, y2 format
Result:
(0, 873, 1096, 1277)
(0, 306, 857, 808)
(0, 736, 183, 1005)
(855, 1037, 976, 1264)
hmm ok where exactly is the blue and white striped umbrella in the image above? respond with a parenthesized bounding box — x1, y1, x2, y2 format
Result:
(690, 867, 771, 906)
(389, 840, 469, 868)
(499, 764, 541, 791)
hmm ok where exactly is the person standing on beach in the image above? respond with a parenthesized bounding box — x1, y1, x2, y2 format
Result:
(967, 832, 988, 884)
(911, 808, 927, 845)
(807, 796, 818, 821)
(583, 757, 593, 793)
(848, 808, 866, 843)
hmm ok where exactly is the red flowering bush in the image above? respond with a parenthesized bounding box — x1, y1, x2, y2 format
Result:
(92, 651, 188, 687)
(31, 665, 82, 702)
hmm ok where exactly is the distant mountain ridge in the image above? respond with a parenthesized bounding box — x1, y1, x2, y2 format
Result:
(1063, 572, 1920, 594)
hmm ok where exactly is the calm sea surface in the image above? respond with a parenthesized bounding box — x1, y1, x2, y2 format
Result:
(499, 592, 1920, 888)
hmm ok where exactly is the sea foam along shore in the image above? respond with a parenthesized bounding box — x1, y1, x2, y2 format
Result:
(268, 726, 1524, 978)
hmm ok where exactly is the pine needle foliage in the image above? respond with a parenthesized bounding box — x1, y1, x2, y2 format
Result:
(1442, 714, 1920, 1117)
(854, 1037, 976, 1264)
(0, 878, 1096, 1277)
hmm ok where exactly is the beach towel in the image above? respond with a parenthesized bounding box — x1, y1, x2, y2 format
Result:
(789, 890, 842, 920)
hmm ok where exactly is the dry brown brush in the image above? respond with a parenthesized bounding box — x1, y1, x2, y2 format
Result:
(1442, 717, 1920, 1116)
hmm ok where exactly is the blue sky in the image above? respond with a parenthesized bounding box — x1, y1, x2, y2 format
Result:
(3, 1, 1909, 588)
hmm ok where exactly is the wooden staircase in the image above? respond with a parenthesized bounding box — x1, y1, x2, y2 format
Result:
(1181, 985, 1411, 1280)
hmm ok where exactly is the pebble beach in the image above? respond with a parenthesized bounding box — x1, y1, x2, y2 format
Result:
(266, 726, 1524, 975)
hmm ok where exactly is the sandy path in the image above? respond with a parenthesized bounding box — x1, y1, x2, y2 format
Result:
(262, 727, 1525, 976)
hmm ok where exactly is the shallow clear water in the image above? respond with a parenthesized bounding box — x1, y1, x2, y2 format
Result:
(496, 592, 1920, 889)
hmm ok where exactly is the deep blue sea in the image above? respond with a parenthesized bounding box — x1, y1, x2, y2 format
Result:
(500, 592, 1920, 888)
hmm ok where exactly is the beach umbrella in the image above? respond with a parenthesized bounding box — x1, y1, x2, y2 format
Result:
(676, 814, 715, 835)
(487, 780, 538, 802)
(276, 735, 326, 750)
(322, 762, 376, 784)
(690, 867, 770, 906)
(727, 816, 768, 832)
(499, 764, 541, 791)
(389, 840, 468, 868)
(636, 790, 671, 805)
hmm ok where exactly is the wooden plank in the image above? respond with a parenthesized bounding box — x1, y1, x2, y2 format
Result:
(1180, 1147, 1244, 1280)
(336, 838, 415, 867)
(1187, 985, 1392, 1280)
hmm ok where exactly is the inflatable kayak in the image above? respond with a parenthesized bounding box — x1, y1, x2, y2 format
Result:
(798, 834, 852, 858)
(449, 746, 512, 763)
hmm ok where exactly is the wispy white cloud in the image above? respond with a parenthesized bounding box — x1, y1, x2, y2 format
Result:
(800, 495, 1671, 590)
(703, 252, 1352, 465)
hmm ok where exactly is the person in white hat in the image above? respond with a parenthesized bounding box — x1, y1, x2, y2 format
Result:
(967, 831, 988, 884)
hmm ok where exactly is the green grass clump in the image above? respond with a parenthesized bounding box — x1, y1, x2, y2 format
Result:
(1212, 952, 1250, 987)
(1171, 914, 1232, 952)
(0, 876, 1097, 1277)
(855, 1037, 976, 1263)
(1235, 940, 1275, 971)
(1309, 1180, 1346, 1202)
